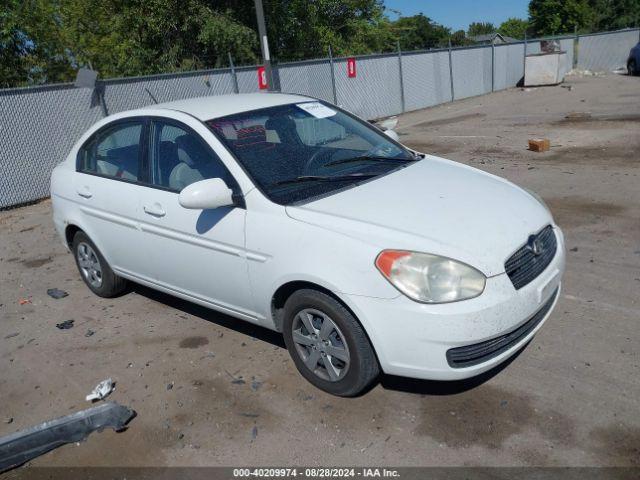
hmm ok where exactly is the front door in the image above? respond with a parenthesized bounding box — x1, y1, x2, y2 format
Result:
(136, 118, 255, 319)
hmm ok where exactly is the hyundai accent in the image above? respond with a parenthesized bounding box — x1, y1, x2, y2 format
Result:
(51, 93, 565, 396)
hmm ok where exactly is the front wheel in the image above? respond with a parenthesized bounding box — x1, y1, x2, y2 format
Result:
(282, 289, 380, 397)
(629, 60, 637, 76)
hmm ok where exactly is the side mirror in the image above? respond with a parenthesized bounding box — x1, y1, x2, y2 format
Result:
(179, 178, 234, 210)
(384, 129, 400, 142)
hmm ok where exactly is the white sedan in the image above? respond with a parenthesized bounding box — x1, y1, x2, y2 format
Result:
(51, 93, 565, 396)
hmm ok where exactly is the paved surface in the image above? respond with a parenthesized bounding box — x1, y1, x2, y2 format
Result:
(1, 74, 639, 468)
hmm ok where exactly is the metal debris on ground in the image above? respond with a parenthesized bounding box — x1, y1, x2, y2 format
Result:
(0, 402, 135, 472)
(85, 378, 115, 402)
(46, 288, 68, 299)
(55, 319, 74, 330)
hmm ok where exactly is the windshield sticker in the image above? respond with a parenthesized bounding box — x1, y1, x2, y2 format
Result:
(296, 102, 337, 119)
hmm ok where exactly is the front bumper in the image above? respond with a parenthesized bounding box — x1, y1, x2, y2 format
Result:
(342, 227, 566, 381)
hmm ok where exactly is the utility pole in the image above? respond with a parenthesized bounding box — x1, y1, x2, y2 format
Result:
(254, 0, 274, 91)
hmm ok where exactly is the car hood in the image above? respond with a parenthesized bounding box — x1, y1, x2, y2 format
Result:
(285, 156, 553, 277)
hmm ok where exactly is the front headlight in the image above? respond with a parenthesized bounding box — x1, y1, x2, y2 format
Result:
(375, 250, 486, 303)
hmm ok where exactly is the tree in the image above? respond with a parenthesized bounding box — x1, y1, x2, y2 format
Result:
(392, 13, 451, 50)
(1, 0, 525, 88)
(218, 0, 396, 60)
(498, 18, 529, 39)
(450, 30, 474, 47)
(1, 1, 34, 88)
(467, 22, 496, 37)
(528, 0, 593, 36)
(1, 0, 260, 86)
(588, 0, 640, 31)
(1, 1, 77, 86)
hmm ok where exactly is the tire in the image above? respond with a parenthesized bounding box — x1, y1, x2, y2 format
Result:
(282, 289, 380, 397)
(72, 231, 127, 298)
(629, 60, 637, 76)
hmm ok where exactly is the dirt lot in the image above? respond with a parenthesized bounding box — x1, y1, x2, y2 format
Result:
(1, 74, 639, 468)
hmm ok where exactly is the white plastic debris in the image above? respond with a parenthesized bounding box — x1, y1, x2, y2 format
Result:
(377, 116, 398, 131)
(85, 378, 114, 402)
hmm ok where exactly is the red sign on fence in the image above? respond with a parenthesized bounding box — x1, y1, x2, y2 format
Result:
(257, 66, 268, 89)
(347, 58, 357, 78)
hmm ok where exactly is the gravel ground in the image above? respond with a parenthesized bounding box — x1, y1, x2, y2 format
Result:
(0, 73, 638, 468)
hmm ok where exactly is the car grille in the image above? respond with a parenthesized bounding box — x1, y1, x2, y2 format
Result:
(505, 225, 557, 290)
(446, 288, 558, 368)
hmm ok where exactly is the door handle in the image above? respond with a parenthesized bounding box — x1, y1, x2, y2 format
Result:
(76, 186, 92, 198)
(143, 203, 166, 217)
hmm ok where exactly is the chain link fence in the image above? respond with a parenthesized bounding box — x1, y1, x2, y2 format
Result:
(1, 28, 638, 209)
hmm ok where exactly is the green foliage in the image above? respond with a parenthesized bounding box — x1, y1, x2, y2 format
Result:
(2, 0, 259, 86)
(1, 0, 75, 86)
(528, 0, 594, 35)
(498, 18, 529, 39)
(1, 1, 32, 88)
(450, 30, 474, 47)
(211, 0, 397, 60)
(468, 22, 496, 37)
(588, 0, 640, 30)
(4, 0, 637, 88)
(392, 13, 451, 50)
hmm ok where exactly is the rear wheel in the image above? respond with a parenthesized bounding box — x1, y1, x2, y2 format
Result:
(72, 231, 127, 297)
(629, 60, 637, 76)
(282, 289, 379, 397)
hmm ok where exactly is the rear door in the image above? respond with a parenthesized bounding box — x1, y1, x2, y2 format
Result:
(74, 119, 152, 279)
(136, 117, 255, 319)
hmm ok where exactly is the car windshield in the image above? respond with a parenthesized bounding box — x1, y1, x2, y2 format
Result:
(206, 101, 416, 205)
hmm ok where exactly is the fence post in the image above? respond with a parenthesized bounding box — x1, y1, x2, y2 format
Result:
(573, 26, 579, 69)
(523, 31, 528, 76)
(397, 40, 406, 113)
(328, 45, 338, 105)
(448, 39, 455, 101)
(491, 39, 495, 92)
(228, 53, 239, 94)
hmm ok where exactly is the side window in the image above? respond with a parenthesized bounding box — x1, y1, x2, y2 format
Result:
(150, 120, 231, 192)
(79, 122, 143, 181)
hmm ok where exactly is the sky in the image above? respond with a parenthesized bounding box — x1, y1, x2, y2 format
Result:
(384, 0, 530, 31)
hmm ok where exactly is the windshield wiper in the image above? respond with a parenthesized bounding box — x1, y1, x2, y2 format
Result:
(325, 155, 415, 167)
(268, 173, 378, 188)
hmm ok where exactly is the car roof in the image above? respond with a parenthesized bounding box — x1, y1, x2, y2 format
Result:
(144, 92, 314, 121)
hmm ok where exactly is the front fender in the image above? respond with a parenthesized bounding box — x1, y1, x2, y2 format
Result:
(245, 209, 401, 327)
